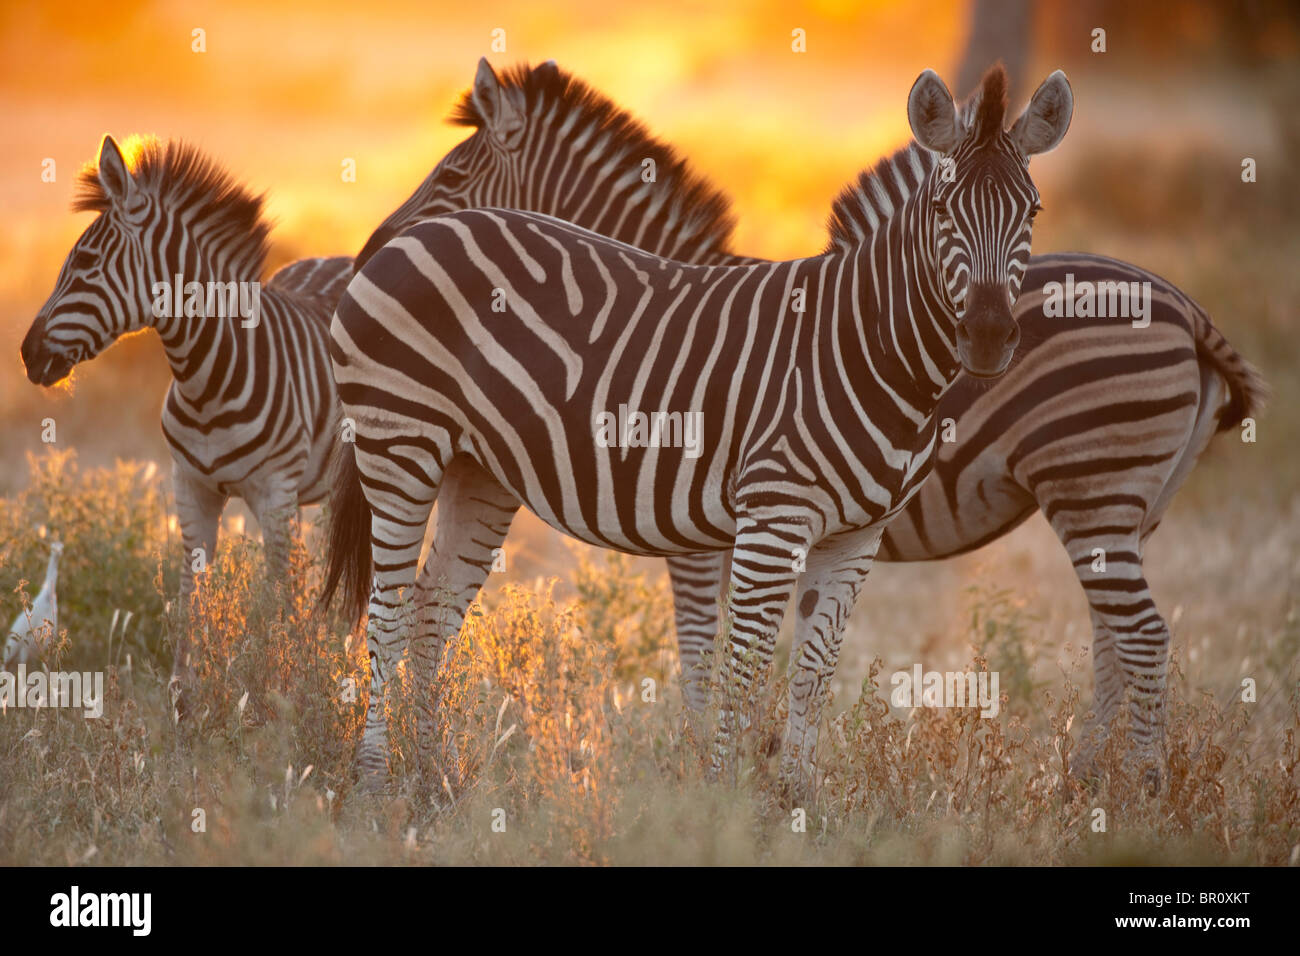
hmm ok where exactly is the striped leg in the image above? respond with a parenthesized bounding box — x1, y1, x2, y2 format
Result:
(409, 456, 519, 787)
(356, 447, 442, 787)
(245, 478, 301, 586)
(782, 526, 883, 790)
(1054, 520, 1168, 788)
(713, 515, 812, 773)
(1077, 606, 1122, 768)
(172, 466, 227, 711)
(666, 552, 728, 712)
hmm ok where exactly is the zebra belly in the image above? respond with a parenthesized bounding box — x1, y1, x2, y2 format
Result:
(456, 428, 738, 556)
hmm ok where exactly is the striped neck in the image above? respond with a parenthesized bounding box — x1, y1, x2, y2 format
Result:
(834, 183, 961, 417)
(151, 233, 264, 394)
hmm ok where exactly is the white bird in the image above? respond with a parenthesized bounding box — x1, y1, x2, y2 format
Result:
(3, 540, 63, 668)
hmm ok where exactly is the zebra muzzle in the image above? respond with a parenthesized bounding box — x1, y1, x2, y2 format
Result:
(20, 323, 75, 386)
(955, 283, 1020, 378)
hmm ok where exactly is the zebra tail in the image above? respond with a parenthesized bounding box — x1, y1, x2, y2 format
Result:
(1190, 303, 1270, 432)
(320, 442, 372, 626)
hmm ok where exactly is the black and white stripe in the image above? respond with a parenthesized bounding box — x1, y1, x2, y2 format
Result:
(324, 65, 1073, 790)
(331, 57, 1254, 787)
(21, 135, 351, 694)
(673, 96, 1266, 783)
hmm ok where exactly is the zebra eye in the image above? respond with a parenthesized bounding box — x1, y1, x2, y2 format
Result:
(71, 249, 96, 271)
(1027, 203, 1043, 223)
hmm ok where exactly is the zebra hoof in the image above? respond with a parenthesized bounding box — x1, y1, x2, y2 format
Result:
(167, 674, 191, 725)
(352, 768, 392, 797)
(1135, 761, 1162, 797)
(353, 747, 392, 796)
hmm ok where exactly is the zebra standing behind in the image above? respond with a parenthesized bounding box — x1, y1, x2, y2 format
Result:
(325, 65, 1074, 791)
(20, 135, 352, 700)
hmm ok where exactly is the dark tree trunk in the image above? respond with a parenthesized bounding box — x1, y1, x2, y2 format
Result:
(956, 0, 1035, 100)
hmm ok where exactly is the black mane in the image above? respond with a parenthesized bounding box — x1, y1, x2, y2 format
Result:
(450, 62, 738, 260)
(73, 136, 271, 274)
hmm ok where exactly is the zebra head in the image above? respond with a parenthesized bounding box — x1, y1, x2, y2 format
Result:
(908, 65, 1073, 378)
(355, 58, 737, 271)
(22, 135, 267, 386)
(22, 136, 185, 385)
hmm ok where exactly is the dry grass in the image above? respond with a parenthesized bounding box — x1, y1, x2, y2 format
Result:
(2, 62, 1298, 867)
(0, 447, 1296, 865)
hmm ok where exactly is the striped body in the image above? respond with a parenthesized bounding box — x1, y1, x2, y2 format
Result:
(333, 203, 961, 786)
(325, 64, 1073, 790)
(20, 137, 353, 701)
(160, 264, 343, 512)
(337, 211, 943, 553)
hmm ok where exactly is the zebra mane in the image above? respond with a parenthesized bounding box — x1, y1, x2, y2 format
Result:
(73, 135, 272, 274)
(825, 64, 1008, 251)
(449, 61, 739, 258)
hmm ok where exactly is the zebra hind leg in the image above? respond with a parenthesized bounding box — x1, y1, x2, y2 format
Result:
(1058, 529, 1169, 794)
(409, 456, 520, 797)
(354, 452, 442, 792)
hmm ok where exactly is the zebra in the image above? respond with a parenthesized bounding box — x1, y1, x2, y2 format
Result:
(674, 131, 1267, 785)
(326, 57, 757, 785)
(324, 64, 1074, 790)
(19, 135, 352, 700)
(340, 59, 1260, 788)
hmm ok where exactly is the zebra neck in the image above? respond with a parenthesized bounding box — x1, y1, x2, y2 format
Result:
(841, 203, 961, 416)
(152, 255, 262, 394)
(155, 312, 240, 395)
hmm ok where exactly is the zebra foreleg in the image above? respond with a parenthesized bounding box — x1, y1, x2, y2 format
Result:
(782, 526, 883, 797)
(666, 552, 729, 713)
(410, 457, 520, 793)
(712, 516, 812, 777)
(355, 469, 440, 789)
(171, 466, 228, 717)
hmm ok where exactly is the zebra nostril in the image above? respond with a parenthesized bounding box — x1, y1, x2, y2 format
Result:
(1005, 324, 1020, 348)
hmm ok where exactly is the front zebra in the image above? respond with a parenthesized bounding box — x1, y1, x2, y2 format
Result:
(326, 65, 1073, 791)
(20, 135, 351, 698)
(674, 108, 1267, 785)
(323, 57, 756, 783)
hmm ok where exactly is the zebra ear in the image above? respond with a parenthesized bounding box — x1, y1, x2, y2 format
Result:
(908, 69, 960, 154)
(472, 57, 526, 148)
(98, 135, 136, 207)
(1010, 70, 1073, 156)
